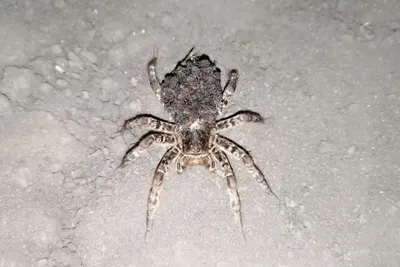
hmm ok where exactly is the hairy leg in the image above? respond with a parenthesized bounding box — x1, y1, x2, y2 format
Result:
(212, 148, 246, 241)
(177, 46, 196, 66)
(121, 114, 176, 134)
(216, 110, 264, 131)
(148, 57, 162, 100)
(207, 154, 216, 172)
(175, 154, 185, 174)
(215, 135, 278, 199)
(145, 147, 179, 239)
(119, 132, 174, 168)
(220, 69, 239, 112)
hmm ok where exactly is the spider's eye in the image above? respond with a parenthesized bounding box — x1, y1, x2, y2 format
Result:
(190, 144, 201, 154)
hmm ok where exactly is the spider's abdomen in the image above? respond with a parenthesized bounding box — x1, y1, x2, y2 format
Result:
(161, 54, 223, 126)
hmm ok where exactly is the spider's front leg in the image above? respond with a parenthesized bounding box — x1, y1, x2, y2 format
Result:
(215, 135, 278, 199)
(216, 110, 264, 131)
(211, 148, 245, 241)
(119, 132, 174, 168)
(146, 147, 179, 239)
(219, 69, 239, 112)
(121, 114, 176, 134)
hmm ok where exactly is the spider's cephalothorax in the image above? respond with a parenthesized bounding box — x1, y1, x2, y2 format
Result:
(119, 48, 277, 239)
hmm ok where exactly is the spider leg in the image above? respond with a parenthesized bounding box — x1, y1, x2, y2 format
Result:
(211, 148, 246, 241)
(216, 110, 264, 131)
(215, 135, 278, 199)
(220, 69, 239, 112)
(207, 154, 216, 172)
(120, 114, 176, 134)
(175, 154, 186, 174)
(148, 57, 162, 101)
(119, 132, 174, 168)
(145, 147, 179, 240)
(176, 47, 196, 66)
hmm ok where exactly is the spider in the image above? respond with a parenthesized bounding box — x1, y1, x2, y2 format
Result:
(119, 48, 276, 238)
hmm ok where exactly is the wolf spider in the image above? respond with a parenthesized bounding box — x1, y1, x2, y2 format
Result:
(119, 48, 276, 239)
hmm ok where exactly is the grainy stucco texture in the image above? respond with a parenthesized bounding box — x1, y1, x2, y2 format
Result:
(0, 0, 399, 266)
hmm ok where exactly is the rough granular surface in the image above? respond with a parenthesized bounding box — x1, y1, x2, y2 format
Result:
(0, 0, 399, 266)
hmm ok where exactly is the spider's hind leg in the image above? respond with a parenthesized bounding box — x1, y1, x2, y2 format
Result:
(121, 114, 176, 134)
(220, 69, 239, 112)
(148, 57, 162, 101)
(216, 110, 264, 131)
